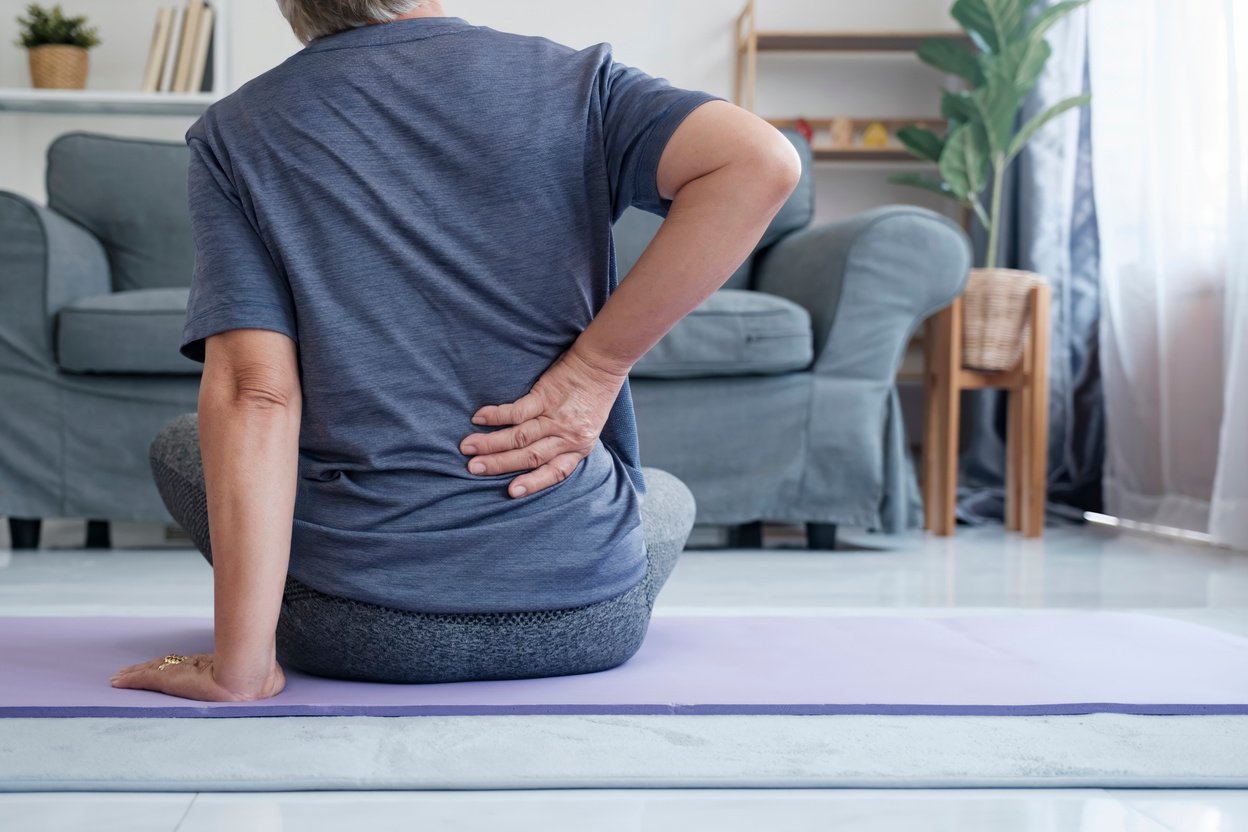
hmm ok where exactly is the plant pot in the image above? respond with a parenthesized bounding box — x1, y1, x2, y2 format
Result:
(28, 44, 89, 90)
(961, 267, 1047, 372)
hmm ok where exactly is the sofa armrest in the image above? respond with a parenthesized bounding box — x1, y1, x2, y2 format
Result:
(0, 191, 111, 364)
(753, 206, 971, 381)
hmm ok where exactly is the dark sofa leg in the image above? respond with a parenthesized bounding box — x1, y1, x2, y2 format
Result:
(85, 520, 111, 549)
(807, 522, 838, 551)
(726, 521, 764, 549)
(8, 517, 41, 550)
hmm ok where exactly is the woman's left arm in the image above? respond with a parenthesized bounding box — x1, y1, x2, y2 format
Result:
(112, 328, 300, 701)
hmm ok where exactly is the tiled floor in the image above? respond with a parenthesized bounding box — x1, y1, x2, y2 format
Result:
(1, 788, 1247, 831)
(2, 519, 1246, 829)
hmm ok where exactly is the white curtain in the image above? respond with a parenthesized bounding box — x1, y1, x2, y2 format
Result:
(1089, 0, 1248, 549)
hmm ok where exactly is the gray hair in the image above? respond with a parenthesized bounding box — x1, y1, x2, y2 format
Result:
(276, 0, 426, 45)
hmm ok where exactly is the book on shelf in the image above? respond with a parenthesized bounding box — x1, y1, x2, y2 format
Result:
(141, 8, 174, 92)
(188, 7, 215, 93)
(143, 2, 215, 94)
(173, 0, 206, 92)
(158, 6, 183, 92)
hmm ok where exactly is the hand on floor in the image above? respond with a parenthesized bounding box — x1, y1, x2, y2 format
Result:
(110, 652, 286, 702)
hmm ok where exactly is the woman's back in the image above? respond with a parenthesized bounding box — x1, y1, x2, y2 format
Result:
(180, 17, 715, 614)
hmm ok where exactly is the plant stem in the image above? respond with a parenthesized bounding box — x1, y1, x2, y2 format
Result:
(969, 196, 991, 231)
(984, 157, 1006, 270)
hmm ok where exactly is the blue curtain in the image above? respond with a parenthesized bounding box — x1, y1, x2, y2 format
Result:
(957, 6, 1104, 523)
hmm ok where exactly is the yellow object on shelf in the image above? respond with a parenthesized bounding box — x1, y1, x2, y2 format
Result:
(862, 121, 890, 148)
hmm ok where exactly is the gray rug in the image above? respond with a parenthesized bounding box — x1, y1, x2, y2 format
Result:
(3, 713, 1246, 791)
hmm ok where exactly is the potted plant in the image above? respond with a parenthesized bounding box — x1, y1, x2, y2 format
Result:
(891, 0, 1090, 370)
(15, 3, 101, 90)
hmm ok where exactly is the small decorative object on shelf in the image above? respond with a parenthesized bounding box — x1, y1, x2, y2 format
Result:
(772, 117, 947, 160)
(15, 3, 101, 90)
(828, 118, 936, 151)
(860, 121, 890, 148)
(792, 117, 813, 144)
(890, 0, 1092, 362)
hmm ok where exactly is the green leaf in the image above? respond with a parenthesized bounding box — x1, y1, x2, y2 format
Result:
(972, 36, 1050, 153)
(896, 126, 946, 163)
(971, 82, 1023, 156)
(1007, 93, 1090, 159)
(917, 38, 984, 85)
(1023, 0, 1089, 41)
(938, 125, 989, 200)
(887, 173, 961, 202)
(986, 36, 1051, 92)
(941, 90, 979, 126)
(951, 0, 1029, 54)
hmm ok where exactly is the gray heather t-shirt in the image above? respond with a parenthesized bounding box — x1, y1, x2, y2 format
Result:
(180, 16, 718, 613)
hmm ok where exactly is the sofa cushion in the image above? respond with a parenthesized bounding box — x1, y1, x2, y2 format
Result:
(632, 289, 813, 379)
(46, 132, 194, 293)
(56, 289, 201, 375)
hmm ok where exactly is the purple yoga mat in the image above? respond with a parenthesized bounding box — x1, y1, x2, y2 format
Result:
(2, 613, 1247, 718)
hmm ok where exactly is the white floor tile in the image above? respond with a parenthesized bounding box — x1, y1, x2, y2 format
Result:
(1112, 790, 1248, 832)
(176, 789, 1176, 832)
(0, 792, 193, 832)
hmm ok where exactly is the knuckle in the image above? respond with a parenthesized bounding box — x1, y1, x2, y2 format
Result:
(524, 449, 543, 470)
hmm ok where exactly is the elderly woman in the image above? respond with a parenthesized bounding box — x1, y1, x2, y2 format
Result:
(111, 0, 800, 701)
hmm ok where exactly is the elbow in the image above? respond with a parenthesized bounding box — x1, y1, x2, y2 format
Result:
(232, 369, 297, 411)
(200, 330, 302, 415)
(223, 364, 299, 412)
(763, 134, 803, 202)
(744, 130, 803, 207)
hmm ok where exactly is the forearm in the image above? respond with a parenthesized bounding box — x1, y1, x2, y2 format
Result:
(574, 159, 796, 374)
(198, 380, 301, 689)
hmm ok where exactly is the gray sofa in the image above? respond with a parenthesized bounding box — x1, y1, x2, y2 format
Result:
(0, 131, 969, 550)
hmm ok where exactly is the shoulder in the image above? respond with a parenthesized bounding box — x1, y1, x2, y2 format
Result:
(185, 53, 302, 150)
(469, 25, 615, 79)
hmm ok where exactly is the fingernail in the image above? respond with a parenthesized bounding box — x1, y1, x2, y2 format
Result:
(470, 462, 486, 474)
(512, 485, 527, 497)
(472, 416, 486, 424)
(462, 444, 477, 454)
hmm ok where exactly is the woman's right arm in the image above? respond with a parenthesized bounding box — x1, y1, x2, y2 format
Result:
(460, 101, 802, 496)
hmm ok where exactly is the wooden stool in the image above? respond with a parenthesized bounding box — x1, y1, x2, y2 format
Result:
(922, 284, 1052, 538)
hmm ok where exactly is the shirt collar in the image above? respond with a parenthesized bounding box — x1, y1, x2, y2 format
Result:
(301, 16, 474, 53)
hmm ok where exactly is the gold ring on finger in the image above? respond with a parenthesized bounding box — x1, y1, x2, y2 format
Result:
(157, 654, 190, 671)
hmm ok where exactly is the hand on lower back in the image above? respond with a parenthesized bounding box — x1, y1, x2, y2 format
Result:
(459, 343, 628, 498)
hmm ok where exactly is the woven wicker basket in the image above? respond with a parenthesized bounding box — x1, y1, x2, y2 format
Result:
(961, 267, 1046, 371)
(28, 45, 89, 90)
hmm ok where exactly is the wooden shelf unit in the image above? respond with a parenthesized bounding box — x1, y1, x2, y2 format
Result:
(734, 0, 969, 110)
(754, 31, 974, 53)
(734, 0, 968, 166)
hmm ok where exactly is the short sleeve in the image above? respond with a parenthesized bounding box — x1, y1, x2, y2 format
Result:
(599, 56, 723, 221)
(179, 136, 298, 363)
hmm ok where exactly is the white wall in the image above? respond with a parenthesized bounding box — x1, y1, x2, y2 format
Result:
(0, 0, 959, 223)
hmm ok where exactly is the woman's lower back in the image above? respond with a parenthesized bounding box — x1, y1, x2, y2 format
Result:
(278, 466, 695, 683)
(289, 436, 650, 615)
